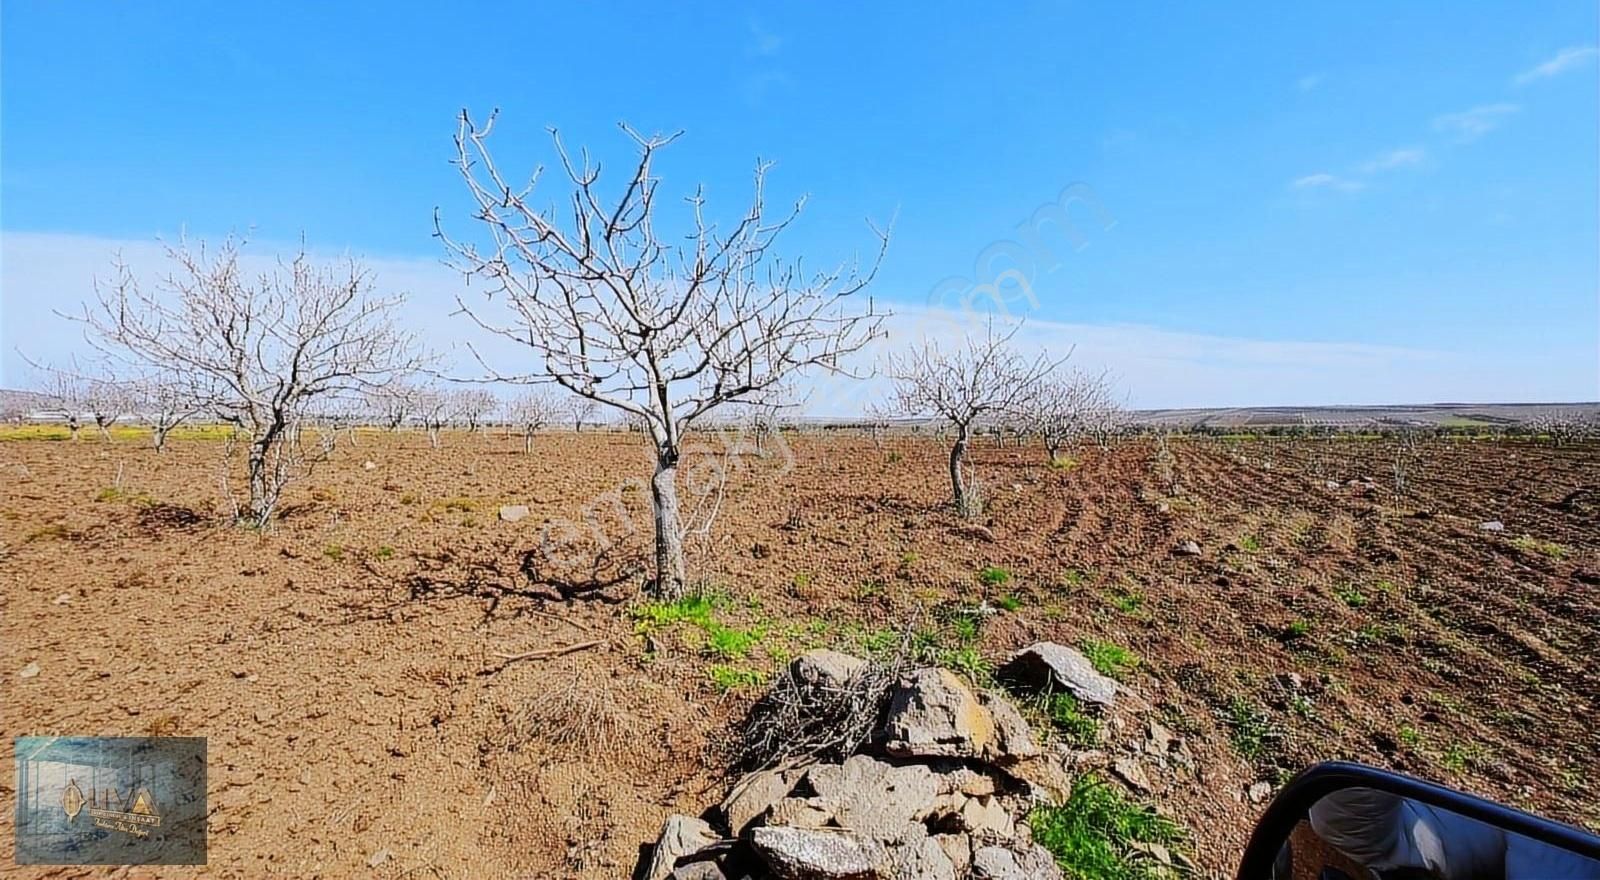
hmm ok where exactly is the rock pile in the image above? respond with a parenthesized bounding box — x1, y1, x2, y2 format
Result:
(642, 643, 1134, 880)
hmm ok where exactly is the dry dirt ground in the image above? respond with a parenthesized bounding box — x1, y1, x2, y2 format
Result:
(1, 430, 1596, 879)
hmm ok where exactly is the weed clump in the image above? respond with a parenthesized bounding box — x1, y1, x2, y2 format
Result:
(1029, 774, 1185, 880)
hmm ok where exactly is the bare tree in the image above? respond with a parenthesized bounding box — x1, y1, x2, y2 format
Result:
(414, 385, 452, 448)
(83, 375, 132, 441)
(565, 396, 600, 433)
(1031, 367, 1122, 463)
(438, 111, 888, 597)
(451, 387, 498, 433)
(371, 383, 419, 432)
(886, 321, 1057, 516)
(506, 389, 557, 453)
(41, 371, 85, 441)
(76, 237, 422, 526)
(132, 375, 206, 452)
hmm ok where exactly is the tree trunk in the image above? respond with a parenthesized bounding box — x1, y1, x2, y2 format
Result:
(246, 442, 270, 526)
(1044, 435, 1061, 463)
(427, 425, 441, 448)
(648, 449, 688, 599)
(949, 427, 970, 514)
(153, 424, 169, 453)
(522, 428, 533, 454)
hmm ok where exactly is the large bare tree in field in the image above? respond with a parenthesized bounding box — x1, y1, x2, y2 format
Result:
(77, 237, 422, 526)
(438, 111, 888, 598)
(887, 321, 1058, 516)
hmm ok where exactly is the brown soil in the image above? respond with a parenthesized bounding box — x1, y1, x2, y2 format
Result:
(1, 431, 1595, 878)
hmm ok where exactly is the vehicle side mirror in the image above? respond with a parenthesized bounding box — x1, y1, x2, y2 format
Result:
(1236, 761, 1600, 880)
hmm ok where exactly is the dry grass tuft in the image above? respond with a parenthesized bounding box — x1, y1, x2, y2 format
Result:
(507, 662, 633, 758)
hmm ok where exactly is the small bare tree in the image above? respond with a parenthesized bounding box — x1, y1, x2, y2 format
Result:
(76, 236, 422, 526)
(132, 375, 206, 452)
(887, 321, 1057, 516)
(370, 383, 419, 432)
(506, 389, 557, 453)
(1032, 367, 1121, 463)
(413, 386, 452, 448)
(36, 370, 85, 440)
(83, 376, 132, 441)
(438, 111, 888, 597)
(451, 387, 498, 433)
(565, 396, 600, 433)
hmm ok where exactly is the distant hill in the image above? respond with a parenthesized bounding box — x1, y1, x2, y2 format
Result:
(1128, 402, 1600, 429)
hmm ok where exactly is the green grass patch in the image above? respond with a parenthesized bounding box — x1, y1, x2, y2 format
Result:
(979, 565, 1013, 587)
(707, 664, 766, 692)
(703, 622, 765, 660)
(1224, 697, 1277, 762)
(1110, 587, 1144, 615)
(937, 646, 994, 686)
(1335, 586, 1367, 608)
(1029, 774, 1185, 880)
(1238, 534, 1261, 553)
(1081, 640, 1139, 680)
(1283, 619, 1312, 640)
(1049, 455, 1080, 471)
(322, 543, 344, 561)
(374, 545, 395, 560)
(1038, 691, 1101, 748)
(630, 591, 726, 633)
(1511, 535, 1567, 560)
(996, 593, 1023, 612)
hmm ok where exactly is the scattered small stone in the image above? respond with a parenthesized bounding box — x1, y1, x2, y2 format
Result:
(18, 661, 39, 679)
(52, 593, 71, 605)
(1324, 480, 1341, 490)
(1173, 540, 1202, 557)
(498, 504, 530, 523)
(791, 650, 868, 693)
(367, 848, 392, 868)
(1248, 781, 1273, 804)
(362, 460, 377, 471)
(1112, 757, 1153, 794)
(1479, 520, 1505, 532)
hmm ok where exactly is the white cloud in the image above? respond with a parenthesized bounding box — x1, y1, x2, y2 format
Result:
(1297, 74, 1324, 92)
(1432, 104, 1519, 142)
(1513, 46, 1598, 86)
(1291, 173, 1365, 192)
(1358, 147, 1426, 174)
(2, 232, 1590, 410)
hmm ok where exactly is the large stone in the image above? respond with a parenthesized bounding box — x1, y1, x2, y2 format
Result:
(768, 797, 837, 830)
(804, 755, 941, 843)
(750, 826, 887, 880)
(723, 767, 803, 836)
(971, 844, 1065, 880)
(647, 815, 721, 880)
(958, 795, 1016, 838)
(888, 829, 958, 880)
(792, 650, 868, 691)
(999, 643, 1118, 708)
(669, 863, 727, 880)
(882, 668, 1000, 761)
(981, 691, 1041, 761)
(934, 834, 974, 876)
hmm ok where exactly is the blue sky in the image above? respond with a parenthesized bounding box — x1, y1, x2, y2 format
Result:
(2, 2, 1596, 406)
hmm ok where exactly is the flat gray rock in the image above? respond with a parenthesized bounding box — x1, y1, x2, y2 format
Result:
(723, 767, 802, 836)
(881, 668, 999, 761)
(999, 642, 1117, 708)
(971, 844, 1065, 880)
(498, 504, 530, 522)
(750, 826, 886, 880)
(804, 755, 940, 843)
